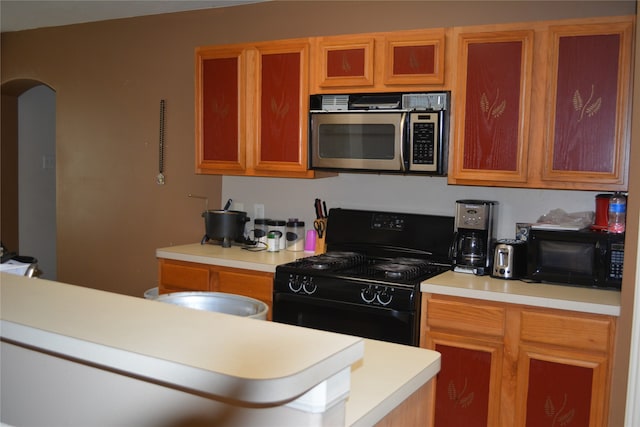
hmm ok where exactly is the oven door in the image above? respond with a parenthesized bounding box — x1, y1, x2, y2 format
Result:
(309, 111, 407, 172)
(272, 292, 418, 346)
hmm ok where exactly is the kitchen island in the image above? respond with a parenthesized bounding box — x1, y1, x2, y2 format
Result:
(1, 273, 440, 426)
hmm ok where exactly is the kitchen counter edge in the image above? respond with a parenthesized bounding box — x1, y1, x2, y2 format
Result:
(156, 243, 309, 273)
(421, 271, 620, 316)
(1, 273, 442, 425)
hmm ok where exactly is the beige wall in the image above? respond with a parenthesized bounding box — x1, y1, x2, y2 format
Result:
(1, 1, 637, 423)
(1, 0, 632, 293)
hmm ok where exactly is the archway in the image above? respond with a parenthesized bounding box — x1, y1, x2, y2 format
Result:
(1, 79, 57, 279)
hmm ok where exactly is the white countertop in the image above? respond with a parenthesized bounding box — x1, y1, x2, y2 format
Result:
(0, 273, 362, 405)
(346, 339, 439, 427)
(156, 243, 309, 272)
(1, 273, 441, 425)
(421, 271, 621, 316)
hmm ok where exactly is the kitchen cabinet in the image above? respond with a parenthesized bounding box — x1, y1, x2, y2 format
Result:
(311, 28, 446, 93)
(448, 16, 633, 191)
(539, 20, 633, 189)
(420, 294, 616, 427)
(514, 310, 614, 426)
(195, 39, 324, 178)
(158, 258, 274, 320)
(158, 259, 210, 292)
(449, 29, 534, 185)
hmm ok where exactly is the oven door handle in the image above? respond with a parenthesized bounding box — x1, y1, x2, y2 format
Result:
(273, 293, 414, 322)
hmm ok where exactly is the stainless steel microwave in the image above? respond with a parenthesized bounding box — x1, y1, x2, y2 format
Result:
(526, 228, 624, 289)
(309, 92, 449, 175)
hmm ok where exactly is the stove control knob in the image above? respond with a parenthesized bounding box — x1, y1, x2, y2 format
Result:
(361, 285, 376, 303)
(376, 287, 393, 306)
(302, 277, 317, 295)
(288, 274, 303, 293)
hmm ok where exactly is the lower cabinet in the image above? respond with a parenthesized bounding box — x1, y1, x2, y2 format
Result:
(420, 294, 616, 427)
(158, 258, 274, 320)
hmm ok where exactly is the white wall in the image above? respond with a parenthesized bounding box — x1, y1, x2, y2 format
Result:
(223, 174, 601, 240)
(18, 85, 56, 279)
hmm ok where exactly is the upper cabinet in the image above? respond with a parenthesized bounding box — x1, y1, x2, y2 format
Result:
(195, 45, 246, 174)
(311, 29, 446, 93)
(450, 30, 534, 184)
(541, 21, 633, 189)
(449, 16, 634, 191)
(194, 17, 632, 186)
(196, 39, 322, 178)
(313, 34, 375, 89)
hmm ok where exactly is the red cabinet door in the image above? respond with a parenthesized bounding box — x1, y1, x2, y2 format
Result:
(384, 30, 445, 86)
(253, 41, 310, 173)
(195, 47, 246, 173)
(429, 336, 503, 427)
(543, 22, 633, 188)
(315, 36, 375, 88)
(451, 30, 533, 184)
(515, 346, 610, 427)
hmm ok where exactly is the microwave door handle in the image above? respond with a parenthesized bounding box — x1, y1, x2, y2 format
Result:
(400, 112, 408, 172)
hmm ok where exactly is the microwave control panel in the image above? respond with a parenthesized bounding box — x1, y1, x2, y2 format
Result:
(609, 241, 625, 280)
(409, 111, 442, 173)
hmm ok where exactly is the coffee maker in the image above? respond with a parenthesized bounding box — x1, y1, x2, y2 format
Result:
(450, 200, 498, 275)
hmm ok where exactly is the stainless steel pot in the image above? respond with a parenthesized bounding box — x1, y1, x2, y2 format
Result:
(202, 209, 249, 247)
(152, 291, 268, 320)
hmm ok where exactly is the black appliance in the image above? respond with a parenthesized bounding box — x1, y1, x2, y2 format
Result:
(527, 228, 624, 289)
(272, 208, 454, 346)
(450, 199, 497, 275)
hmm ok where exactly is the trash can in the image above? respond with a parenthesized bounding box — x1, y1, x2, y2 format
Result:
(146, 290, 268, 320)
(144, 287, 159, 299)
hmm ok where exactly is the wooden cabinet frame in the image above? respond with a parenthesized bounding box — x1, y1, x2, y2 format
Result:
(251, 40, 311, 174)
(449, 16, 634, 191)
(421, 294, 616, 426)
(450, 30, 534, 184)
(426, 331, 504, 426)
(195, 39, 324, 178)
(195, 46, 247, 174)
(315, 35, 375, 88)
(158, 258, 274, 320)
(541, 21, 633, 188)
(311, 28, 447, 93)
(384, 31, 445, 86)
(514, 345, 610, 427)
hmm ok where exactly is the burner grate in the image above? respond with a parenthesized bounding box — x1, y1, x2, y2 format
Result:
(374, 262, 424, 279)
(335, 257, 439, 282)
(277, 252, 445, 284)
(290, 251, 365, 271)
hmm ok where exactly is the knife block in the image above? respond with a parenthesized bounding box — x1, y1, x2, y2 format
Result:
(314, 219, 327, 254)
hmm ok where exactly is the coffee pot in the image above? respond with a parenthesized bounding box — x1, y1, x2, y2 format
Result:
(460, 232, 485, 267)
(450, 200, 497, 275)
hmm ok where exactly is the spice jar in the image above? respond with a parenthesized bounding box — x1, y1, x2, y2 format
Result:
(267, 219, 286, 250)
(252, 218, 270, 245)
(267, 231, 279, 252)
(286, 219, 305, 252)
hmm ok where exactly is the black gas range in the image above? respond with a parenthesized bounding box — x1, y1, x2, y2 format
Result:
(273, 208, 454, 346)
